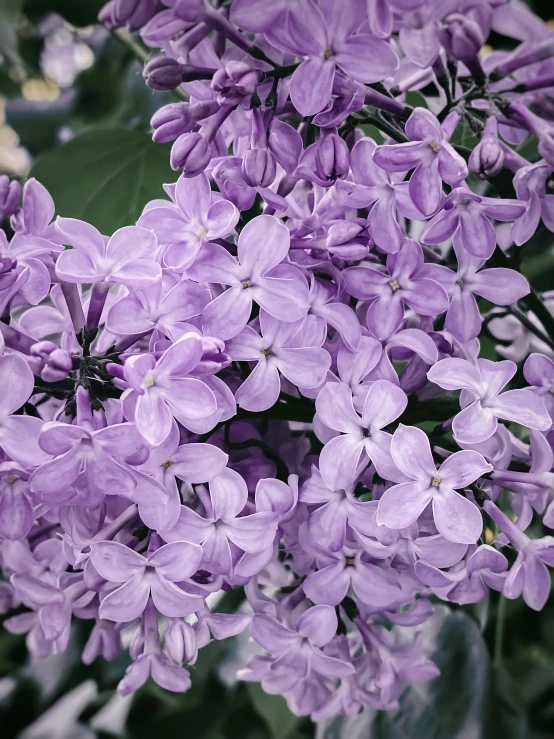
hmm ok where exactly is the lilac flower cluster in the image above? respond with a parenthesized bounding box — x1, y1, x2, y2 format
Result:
(2, 0, 554, 721)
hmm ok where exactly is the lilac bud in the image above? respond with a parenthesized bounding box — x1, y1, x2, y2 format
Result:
(144, 56, 185, 91)
(468, 116, 504, 179)
(0, 176, 21, 221)
(440, 14, 484, 62)
(151, 100, 219, 143)
(211, 62, 261, 105)
(99, 0, 161, 32)
(144, 57, 217, 91)
(241, 148, 277, 188)
(30, 341, 73, 382)
(172, 0, 204, 23)
(315, 134, 350, 183)
(0, 256, 18, 290)
(170, 132, 211, 175)
(197, 336, 231, 374)
(165, 621, 198, 665)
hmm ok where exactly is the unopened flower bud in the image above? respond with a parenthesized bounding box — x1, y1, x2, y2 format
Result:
(172, 0, 205, 23)
(0, 176, 21, 221)
(165, 621, 198, 664)
(315, 134, 350, 183)
(469, 116, 504, 179)
(151, 100, 219, 143)
(211, 61, 261, 105)
(170, 132, 211, 175)
(196, 336, 231, 374)
(440, 14, 484, 62)
(241, 148, 276, 188)
(0, 256, 18, 290)
(99, 0, 160, 32)
(144, 56, 185, 91)
(30, 341, 73, 382)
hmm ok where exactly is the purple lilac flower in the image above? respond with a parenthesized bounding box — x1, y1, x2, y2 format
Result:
(161, 468, 278, 575)
(264, 0, 398, 116)
(343, 239, 449, 340)
(227, 310, 331, 411)
(123, 332, 219, 445)
(373, 109, 468, 217)
(428, 357, 552, 443)
(187, 215, 309, 340)
(420, 185, 526, 259)
(137, 172, 239, 270)
(2, 0, 554, 713)
(315, 379, 408, 489)
(250, 605, 354, 680)
(376, 424, 491, 543)
(92, 540, 204, 621)
(419, 241, 530, 341)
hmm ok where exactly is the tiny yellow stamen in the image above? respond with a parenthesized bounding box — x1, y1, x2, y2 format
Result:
(144, 374, 155, 388)
(388, 278, 400, 292)
(242, 280, 252, 289)
(431, 477, 441, 487)
(262, 347, 272, 357)
(5, 475, 18, 484)
(324, 47, 333, 59)
(196, 227, 208, 238)
(162, 460, 173, 469)
(345, 556, 356, 566)
(429, 140, 442, 153)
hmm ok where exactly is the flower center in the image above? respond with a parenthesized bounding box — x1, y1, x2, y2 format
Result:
(456, 278, 464, 286)
(388, 278, 401, 292)
(431, 477, 441, 487)
(262, 347, 272, 357)
(345, 556, 356, 566)
(162, 460, 173, 469)
(5, 475, 17, 484)
(196, 227, 208, 238)
(549, 385, 554, 394)
(429, 140, 441, 153)
(242, 280, 252, 289)
(144, 373, 155, 388)
(324, 47, 333, 59)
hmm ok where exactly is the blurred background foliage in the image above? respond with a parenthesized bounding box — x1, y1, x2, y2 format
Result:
(1, 1, 554, 737)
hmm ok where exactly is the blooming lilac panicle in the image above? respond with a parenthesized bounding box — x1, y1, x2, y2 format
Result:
(2, 0, 554, 718)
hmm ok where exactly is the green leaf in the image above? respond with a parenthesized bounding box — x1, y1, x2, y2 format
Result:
(30, 128, 174, 235)
(404, 91, 428, 110)
(450, 121, 479, 149)
(247, 682, 300, 739)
